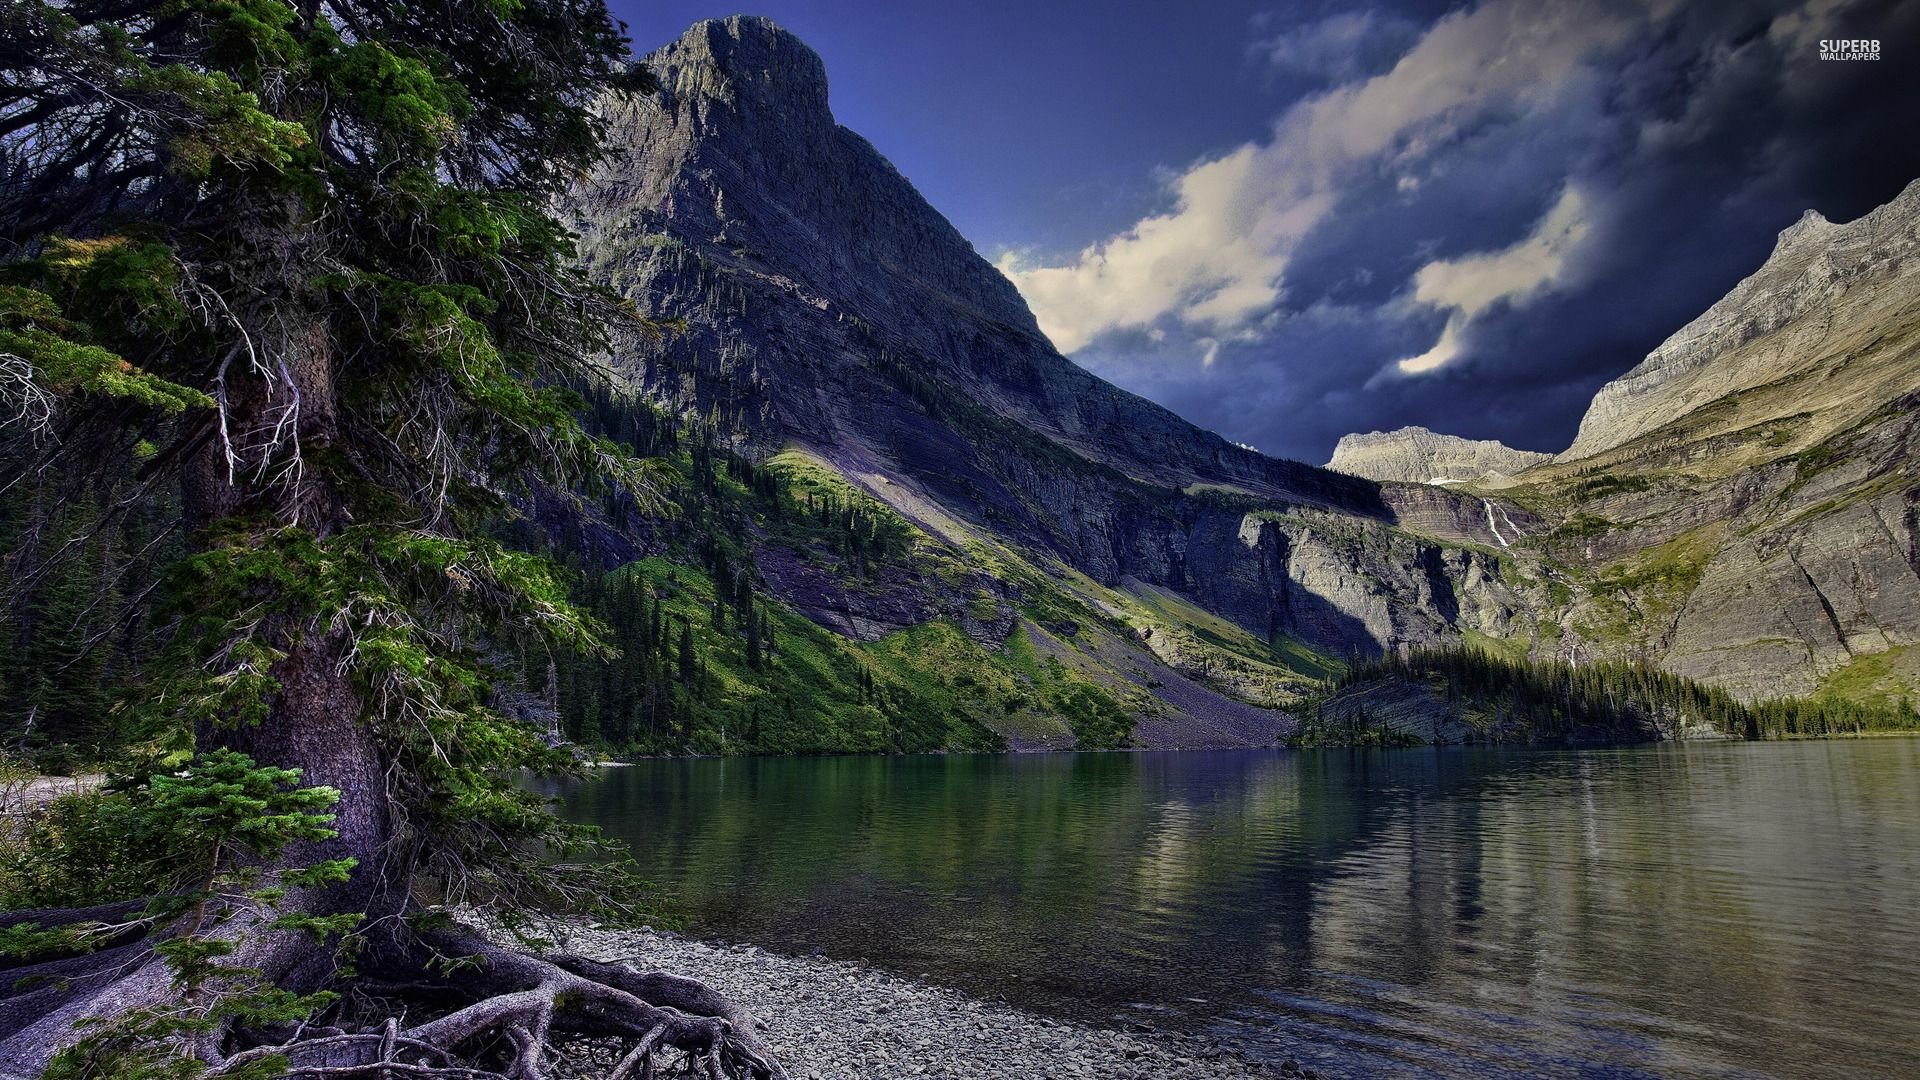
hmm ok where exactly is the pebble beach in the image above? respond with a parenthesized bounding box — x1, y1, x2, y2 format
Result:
(550, 922, 1317, 1080)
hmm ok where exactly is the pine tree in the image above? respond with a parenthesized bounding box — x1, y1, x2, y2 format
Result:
(744, 603, 761, 671)
(0, 2, 779, 1076)
(1319, 643, 1915, 744)
(678, 621, 697, 685)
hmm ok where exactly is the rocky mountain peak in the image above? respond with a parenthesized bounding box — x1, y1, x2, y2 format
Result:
(1777, 207, 1834, 245)
(1327, 426, 1552, 486)
(568, 20, 1398, 517)
(651, 17, 832, 136)
(581, 16, 1041, 344)
(550, 19, 1920, 724)
(1560, 178, 1920, 461)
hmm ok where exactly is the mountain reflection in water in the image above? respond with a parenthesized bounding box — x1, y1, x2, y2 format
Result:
(557, 742, 1920, 1079)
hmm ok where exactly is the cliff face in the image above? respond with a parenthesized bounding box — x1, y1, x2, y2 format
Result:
(1328, 427, 1553, 485)
(1490, 181, 1920, 703)
(561, 17, 1545, 746)
(1563, 180, 1920, 461)
(571, 18, 1406, 510)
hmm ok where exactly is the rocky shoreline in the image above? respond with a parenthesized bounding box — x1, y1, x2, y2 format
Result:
(544, 921, 1308, 1080)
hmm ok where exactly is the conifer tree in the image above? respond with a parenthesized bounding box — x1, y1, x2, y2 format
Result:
(0, 1, 782, 1075)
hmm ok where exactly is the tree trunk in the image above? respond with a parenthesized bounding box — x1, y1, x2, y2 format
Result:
(1, 265, 789, 1078)
(0, 281, 397, 1073)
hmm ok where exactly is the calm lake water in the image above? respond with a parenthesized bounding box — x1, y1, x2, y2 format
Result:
(557, 742, 1920, 1078)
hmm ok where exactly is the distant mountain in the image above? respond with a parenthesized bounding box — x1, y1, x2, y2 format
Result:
(1312, 176, 1920, 708)
(556, 17, 1915, 751)
(1562, 181, 1920, 461)
(1327, 427, 1552, 486)
(1566, 180, 1912, 457)
(558, 17, 1547, 748)
(1492, 179, 1920, 703)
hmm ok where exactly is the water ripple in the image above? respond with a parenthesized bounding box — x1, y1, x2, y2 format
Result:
(559, 741, 1920, 1079)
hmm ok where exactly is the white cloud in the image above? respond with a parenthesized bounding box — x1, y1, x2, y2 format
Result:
(1001, 0, 1655, 356)
(1251, 11, 1418, 84)
(1397, 185, 1592, 374)
(1396, 319, 1467, 376)
(996, 146, 1318, 353)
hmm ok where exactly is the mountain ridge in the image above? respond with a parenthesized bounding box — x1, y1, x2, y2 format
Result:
(561, 16, 1918, 743)
(556, 16, 1553, 747)
(1327, 426, 1553, 485)
(1560, 177, 1920, 461)
(578, 17, 1380, 510)
(1482, 178, 1920, 703)
(1328, 179, 1920, 484)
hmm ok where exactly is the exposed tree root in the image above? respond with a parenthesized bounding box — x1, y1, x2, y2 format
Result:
(0, 921, 788, 1080)
(0, 900, 151, 935)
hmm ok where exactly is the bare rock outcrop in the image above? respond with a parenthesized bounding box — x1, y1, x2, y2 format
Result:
(1561, 179, 1920, 461)
(1327, 426, 1552, 485)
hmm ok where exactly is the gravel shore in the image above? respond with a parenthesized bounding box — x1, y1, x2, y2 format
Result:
(0, 773, 104, 816)
(551, 922, 1309, 1080)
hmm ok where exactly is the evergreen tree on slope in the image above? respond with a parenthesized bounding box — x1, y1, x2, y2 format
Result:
(0, 0, 781, 1075)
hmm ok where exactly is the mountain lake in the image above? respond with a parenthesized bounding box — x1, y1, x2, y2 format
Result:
(556, 741, 1920, 1079)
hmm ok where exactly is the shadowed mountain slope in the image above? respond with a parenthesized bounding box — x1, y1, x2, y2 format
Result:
(558, 17, 1548, 746)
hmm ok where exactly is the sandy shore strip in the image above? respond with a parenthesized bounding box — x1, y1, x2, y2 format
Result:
(550, 922, 1323, 1080)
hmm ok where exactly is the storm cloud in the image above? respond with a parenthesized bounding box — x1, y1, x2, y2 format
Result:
(997, 0, 1920, 462)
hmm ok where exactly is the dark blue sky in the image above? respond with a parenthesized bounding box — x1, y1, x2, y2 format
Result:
(609, 2, 1920, 463)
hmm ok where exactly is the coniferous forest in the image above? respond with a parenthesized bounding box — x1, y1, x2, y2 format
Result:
(1295, 645, 1920, 747)
(0, 1, 792, 1075)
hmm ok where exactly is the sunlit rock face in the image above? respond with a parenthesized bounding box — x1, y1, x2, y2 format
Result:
(1508, 182, 1920, 701)
(1562, 179, 1920, 462)
(1327, 427, 1553, 486)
